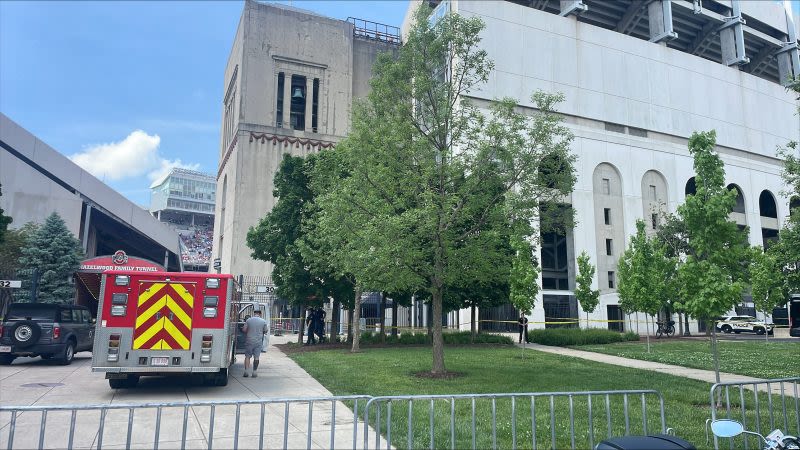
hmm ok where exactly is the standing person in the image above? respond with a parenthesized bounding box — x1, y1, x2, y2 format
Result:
(242, 310, 268, 378)
(517, 313, 530, 344)
(314, 307, 327, 344)
(305, 307, 316, 346)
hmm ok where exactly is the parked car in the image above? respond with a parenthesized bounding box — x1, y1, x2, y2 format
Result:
(716, 315, 773, 335)
(0, 303, 95, 365)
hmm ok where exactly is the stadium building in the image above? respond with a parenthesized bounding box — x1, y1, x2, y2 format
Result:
(150, 168, 216, 272)
(217, 0, 800, 334)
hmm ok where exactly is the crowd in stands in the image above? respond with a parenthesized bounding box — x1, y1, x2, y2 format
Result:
(180, 227, 213, 266)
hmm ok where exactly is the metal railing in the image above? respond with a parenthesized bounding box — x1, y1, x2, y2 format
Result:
(346, 17, 401, 44)
(362, 390, 666, 450)
(0, 396, 371, 450)
(710, 377, 800, 450)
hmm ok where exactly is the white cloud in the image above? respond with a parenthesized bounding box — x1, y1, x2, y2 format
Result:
(69, 130, 200, 185)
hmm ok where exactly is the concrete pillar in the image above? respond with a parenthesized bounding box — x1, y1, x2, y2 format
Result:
(81, 204, 92, 254)
(720, 0, 750, 66)
(777, 0, 800, 86)
(559, 0, 586, 17)
(648, 0, 678, 43)
(305, 77, 313, 132)
(283, 73, 293, 129)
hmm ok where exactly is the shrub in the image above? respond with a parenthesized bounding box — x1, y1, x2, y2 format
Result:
(354, 331, 513, 346)
(527, 328, 640, 346)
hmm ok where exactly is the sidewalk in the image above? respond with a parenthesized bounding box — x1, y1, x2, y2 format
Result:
(517, 342, 798, 398)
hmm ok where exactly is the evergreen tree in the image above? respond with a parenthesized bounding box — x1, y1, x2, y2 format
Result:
(18, 212, 84, 303)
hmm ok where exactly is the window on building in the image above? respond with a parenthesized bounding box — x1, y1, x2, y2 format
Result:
(605, 238, 613, 255)
(604, 208, 611, 225)
(312, 78, 319, 132)
(276, 72, 285, 128)
(608, 271, 615, 289)
(649, 185, 656, 200)
(602, 178, 610, 195)
(651, 213, 658, 230)
(290, 74, 306, 131)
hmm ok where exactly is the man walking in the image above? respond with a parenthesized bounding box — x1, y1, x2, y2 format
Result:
(242, 310, 268, 377)
(314, 307, 327, 344)
(517, 313, 530, 344)
(305, 307, 317, 346)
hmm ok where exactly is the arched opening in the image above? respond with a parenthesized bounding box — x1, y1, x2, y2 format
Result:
(685, 177, 696, 196)
(758, 190, 777, 218)
(726, 184, 745, 214)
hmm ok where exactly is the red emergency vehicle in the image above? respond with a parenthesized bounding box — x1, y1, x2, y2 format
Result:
(91, 270, 236, 388)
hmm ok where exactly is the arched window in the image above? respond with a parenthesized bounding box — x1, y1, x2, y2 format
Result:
(758, 190, 777, 218)
(726, 184, 745, 214)
(685, 177, 696, 196)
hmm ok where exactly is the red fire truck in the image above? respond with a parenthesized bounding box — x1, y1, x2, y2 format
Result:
(91, 271, 237, 388)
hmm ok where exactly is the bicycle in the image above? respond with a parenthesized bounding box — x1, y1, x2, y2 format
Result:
(655, 320, 676, 338)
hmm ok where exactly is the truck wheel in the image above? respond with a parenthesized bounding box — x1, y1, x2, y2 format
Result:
(57, 341, 76, 365)
(755, 328, 765, 335)
(215, 369, 229, 387)
(125, 375, 140, 388)
(721, 325, 732, 333)
(0, 354, 14, 365)
(109, 378, 126, 389)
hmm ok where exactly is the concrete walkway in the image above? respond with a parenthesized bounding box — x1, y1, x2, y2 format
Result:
(518, 342, 798, 398)
(0, 334, 373, 449)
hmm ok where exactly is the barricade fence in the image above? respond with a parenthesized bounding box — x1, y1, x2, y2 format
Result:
(1, 390, 665, 450)
(710, 377, 800, 450)
(362, 390, 666, 450)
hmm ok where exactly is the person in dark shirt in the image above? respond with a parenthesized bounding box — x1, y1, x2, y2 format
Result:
(314, 307, 327, 343)
(305, 308, 316, 346)
(518, 314, 530, 344)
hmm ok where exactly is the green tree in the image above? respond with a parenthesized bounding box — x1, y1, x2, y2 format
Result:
(618, 220, 676, 350)
(18, 212, 83, 304)
(750, 247, 785, 340)
(677, 130, 751, 385)
(309, 8, 575, 374)
(0, 183, 12, 243)
(508, 222, 540, 318)
(575, 251, 599, 328)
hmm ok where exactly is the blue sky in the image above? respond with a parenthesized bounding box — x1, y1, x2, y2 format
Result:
(0, 1, 409, 207)
(1, 1, 798, 207)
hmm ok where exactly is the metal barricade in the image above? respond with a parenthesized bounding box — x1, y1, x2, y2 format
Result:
(362, 390, 666, 450)
(0, 395, 372, 450)
(710, 377, 800, 450)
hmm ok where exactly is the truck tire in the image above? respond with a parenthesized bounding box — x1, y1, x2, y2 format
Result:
(755, 327, 765, 335)
(57, 341, 75, 365)
(109, 375, 139, 389)
(208, 369, 229, 387)
(721, 325, 732, 333)
(11, 321, 41, 348)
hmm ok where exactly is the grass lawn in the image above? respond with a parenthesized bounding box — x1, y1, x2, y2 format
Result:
(287, 345, 798, 449)
(575, 339, 800, 379)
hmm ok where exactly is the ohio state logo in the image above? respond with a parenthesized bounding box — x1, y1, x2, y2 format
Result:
(112, 250, 129, 265)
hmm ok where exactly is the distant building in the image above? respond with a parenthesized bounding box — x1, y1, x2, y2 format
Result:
(213, 0, 400, 277)
(150, 168, 216, 271)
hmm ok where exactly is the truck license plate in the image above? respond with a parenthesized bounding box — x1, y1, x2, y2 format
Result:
(150, 357, 169, 366)
(0, 346, 10, 353)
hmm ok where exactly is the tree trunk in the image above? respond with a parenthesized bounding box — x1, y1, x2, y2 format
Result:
(298, 307, 306, 345)
(431, 286, 446, 374)
(391, 299, 398, 339)
(711, 321, 722, 406)
(379, 292, 387, 344)
(677, 311, 684, 336)
(470, 304, 476, 344)
(351, 287, 362, 352)
(331, 299, 340, 343)
(347, 308, 353, 343)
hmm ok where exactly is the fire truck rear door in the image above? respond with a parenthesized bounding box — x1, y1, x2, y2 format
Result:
(133, 280, 195, 350)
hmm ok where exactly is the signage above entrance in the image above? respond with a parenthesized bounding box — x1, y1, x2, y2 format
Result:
(80, 251, 165, 273)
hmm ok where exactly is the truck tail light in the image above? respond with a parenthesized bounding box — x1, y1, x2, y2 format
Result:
(53, 326, 61, 340)
(203, 296, 219, 318)
(200, 335, 212, 362)
(108, 334, 120, 362)
(111, 293, 128, 316)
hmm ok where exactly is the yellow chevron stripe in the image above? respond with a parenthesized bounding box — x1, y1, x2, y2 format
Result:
(170, 283, 194, 307)
(138, 282, 166, 306)
(165, 296, 192, 329)
(133, 317, 164, 349)
(163, 318, 190, 349)
(135, 297, 167, 328)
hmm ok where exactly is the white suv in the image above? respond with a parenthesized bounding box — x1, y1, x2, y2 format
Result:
(717, 316, 773, 335)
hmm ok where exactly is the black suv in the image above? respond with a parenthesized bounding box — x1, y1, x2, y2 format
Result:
(0, 303, 95, 365)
